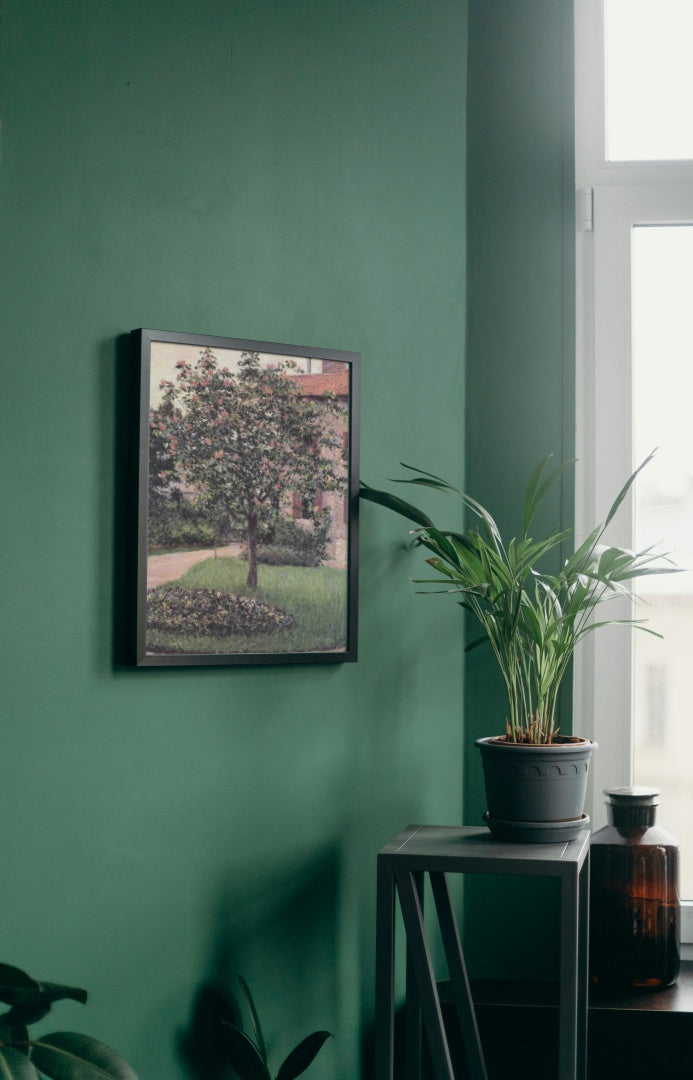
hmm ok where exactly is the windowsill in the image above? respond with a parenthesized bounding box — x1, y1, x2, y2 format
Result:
(462, 960, 693, 1014)
(589, 961, 693, 1013)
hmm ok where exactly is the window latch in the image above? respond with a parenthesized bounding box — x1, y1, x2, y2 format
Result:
(578, 187, 594, 232)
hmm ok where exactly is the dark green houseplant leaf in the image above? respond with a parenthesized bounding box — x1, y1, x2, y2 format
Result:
(0, 1047, 42, 1080)
(275, 1031, 332, 1080)
(218, 1025, 270, 1080)
(29, 1033, 137, 1080)
(234, 976, 266, 1065)
(178, 979, 244, 1080)
(0, 1022, 29, 1050)
(0, 967, 39, 994)
(0, 966, 87, 1027)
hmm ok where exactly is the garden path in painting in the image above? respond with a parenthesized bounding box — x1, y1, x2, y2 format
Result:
(147, 544, 243, 588)
(148, 539, 348, 589)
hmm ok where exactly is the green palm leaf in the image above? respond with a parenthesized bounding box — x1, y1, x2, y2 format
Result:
(603, 450, 656, 530)
(521, 456, 574, 535)
(398, 462, 457, 486)
(359, 483, 434, 528)
(361, 452, 678, 742)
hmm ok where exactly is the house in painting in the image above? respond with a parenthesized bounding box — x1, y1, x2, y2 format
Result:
(287, 361, 350, 568)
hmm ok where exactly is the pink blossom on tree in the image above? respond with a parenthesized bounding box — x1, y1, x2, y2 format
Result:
(151, 349, 346, 588)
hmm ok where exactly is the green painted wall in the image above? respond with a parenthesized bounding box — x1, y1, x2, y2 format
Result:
(463, 0, 576, 979)
(0, 3, 466, 1079)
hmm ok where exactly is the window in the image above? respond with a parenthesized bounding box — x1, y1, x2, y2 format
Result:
(575, 0, 693, 943)
(641, 663, 667, 744)
(604, 0, 693, 162)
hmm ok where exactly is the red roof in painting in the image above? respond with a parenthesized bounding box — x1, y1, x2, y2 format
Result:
(289, 371, 349, 397)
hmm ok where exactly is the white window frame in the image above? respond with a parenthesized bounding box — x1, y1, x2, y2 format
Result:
(575, 0, 693, 946)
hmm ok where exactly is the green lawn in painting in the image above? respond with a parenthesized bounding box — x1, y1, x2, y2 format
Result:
(146, 555, 347, 654)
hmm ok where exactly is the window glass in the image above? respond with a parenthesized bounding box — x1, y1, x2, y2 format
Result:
(632, 224, 693, 896)
(605, 0, 693, 161)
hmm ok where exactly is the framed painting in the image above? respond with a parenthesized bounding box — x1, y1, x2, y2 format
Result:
(133, 328, 359, 665)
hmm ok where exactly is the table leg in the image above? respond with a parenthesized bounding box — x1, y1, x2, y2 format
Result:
(395, 868, 455, 1080)
(405, 872, 424, 1080)
(429, 872, 488, 1080)
(374, 854, 396, 1080)
(577, 853, 590, 1080)
(559, 870, 580, 1080)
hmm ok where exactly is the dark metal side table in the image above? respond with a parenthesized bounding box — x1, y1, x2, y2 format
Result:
(374, 824, 590, 1080)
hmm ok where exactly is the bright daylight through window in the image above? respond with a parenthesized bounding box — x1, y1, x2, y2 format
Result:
(632, 226, 693, 899)
(576, 0, 693, 927)
(604, 0, 693, 161)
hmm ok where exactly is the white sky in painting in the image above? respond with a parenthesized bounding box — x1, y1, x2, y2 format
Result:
(149, 341, 323, 408)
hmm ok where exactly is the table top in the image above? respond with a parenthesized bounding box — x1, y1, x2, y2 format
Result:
(379, 824, 590, 876)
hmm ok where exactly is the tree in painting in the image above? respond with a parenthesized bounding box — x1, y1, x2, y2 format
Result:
(151, 349, 346, 587)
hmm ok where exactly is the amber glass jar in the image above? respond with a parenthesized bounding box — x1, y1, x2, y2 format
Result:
(589, 787, 680, 990)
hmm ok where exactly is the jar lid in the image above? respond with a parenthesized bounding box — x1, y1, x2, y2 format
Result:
(603, 786, 660, 805)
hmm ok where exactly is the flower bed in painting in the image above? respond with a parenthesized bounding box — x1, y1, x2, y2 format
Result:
(146, 586, 296, 637)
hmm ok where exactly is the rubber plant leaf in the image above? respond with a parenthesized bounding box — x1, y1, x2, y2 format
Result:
(0, 1024, 29, 1051)
(0, 967, 40, 994)
(235, 976, 266, 1064)
(218, 1025, 270, 1080)
(0, 1047, 42, 1080)
(29, 1034, 138, 1080)
(275, 1032, 332, 1080)
(0, 967, 87, 1027)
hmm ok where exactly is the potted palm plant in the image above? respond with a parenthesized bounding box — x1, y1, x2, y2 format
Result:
(361, 452, 678, 841)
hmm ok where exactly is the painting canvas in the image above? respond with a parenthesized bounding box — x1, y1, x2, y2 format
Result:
(134, 329, 359, 665)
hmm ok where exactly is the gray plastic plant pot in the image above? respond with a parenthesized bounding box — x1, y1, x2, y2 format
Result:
(475, 736, 597, 843)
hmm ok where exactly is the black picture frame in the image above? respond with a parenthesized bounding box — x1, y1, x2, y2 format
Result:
(133, 328, 359, 666)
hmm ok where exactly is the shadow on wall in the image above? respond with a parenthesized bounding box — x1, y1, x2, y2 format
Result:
(177, 845, 340, 1080)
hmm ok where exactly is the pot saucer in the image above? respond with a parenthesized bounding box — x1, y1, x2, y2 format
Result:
(482, 810, 590, 844)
